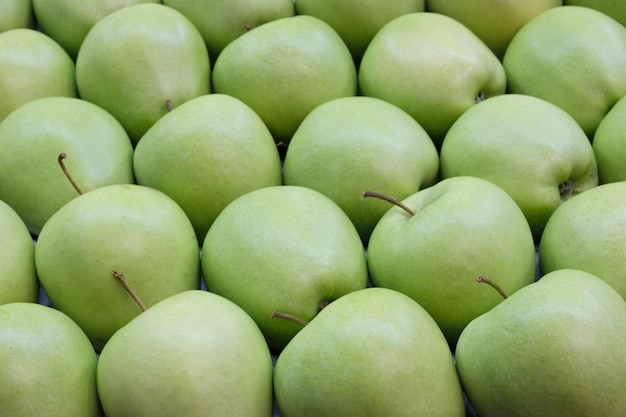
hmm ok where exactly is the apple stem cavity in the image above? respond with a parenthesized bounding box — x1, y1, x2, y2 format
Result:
(475, 91, 486, 103)
(559, 180, 574, 200)
(476, 275, 509, 299)
(270, 311, 308, 327)
(362, 191, 415, 216)
(112, 270, 147, 312)
(57, 153, 84, 195)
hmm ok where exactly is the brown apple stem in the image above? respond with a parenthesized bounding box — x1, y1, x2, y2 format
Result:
(270, 311, 308, 327)
(165, 99, 173, 112)
(57, 153, 83, 195)
(362, 191, 415, 216)
(112, 270, 147, 312)
(244, 23, 252, 31)
(476, 275, 509, 299)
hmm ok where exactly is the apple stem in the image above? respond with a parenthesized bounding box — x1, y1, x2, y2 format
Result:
(476, 275, 509, 299)
(270, 311, 308, 327)
(57, 153, 83, 195)
(362, 191, 415, 216)
(165, 99, 173, 112)
(244, 23, 252, 31)
(112, 270, 147, 312)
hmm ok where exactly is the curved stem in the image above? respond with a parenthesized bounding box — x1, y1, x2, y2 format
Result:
(270, 311, 308, 327)
(112, 271, 147, 312)
(476, 275, 509, 299)
(57, 153, 83, 195)
(363, 191, 415, 216)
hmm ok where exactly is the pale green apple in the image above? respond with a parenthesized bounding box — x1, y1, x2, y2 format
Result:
(201, 185, 369, 351)
(134, 94, 283, 243)
(35, 184, 200, 351)
(367, 176, 536, 347)
(0, 0, 34, 32)
(440, 94, 598, 240)
(97, 290, 273, 417)
(274, 287, 466, 417)
(295, 0, 424, 63)
(0, 96, 134, 236)
(212, 15, 357, 144)
(592, 94, 626, 183)
(358, 12, 506, 148)
(283, 96, 438, 243)
(163, 0, 294, 62)
(75, 3, 211, 145)
(0, 302, 102, 417)
(426, 0, 560, 60)
(32, 0, 160, 59)
(456, 269, 626, 417)
(539, 182, 626, 299)
(564, 0, 626, 27)
(0, 199, 37, 305)
(0, 28, 76, 123)
(503, 5, 626, 138)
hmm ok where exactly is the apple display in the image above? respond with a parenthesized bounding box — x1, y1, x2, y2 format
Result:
(592, 94, 626, 183)
(0, 0, 34, 32)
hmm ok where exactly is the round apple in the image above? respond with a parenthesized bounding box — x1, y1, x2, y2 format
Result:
(592, 94, 626, 183)
(0, 0, 34, 32)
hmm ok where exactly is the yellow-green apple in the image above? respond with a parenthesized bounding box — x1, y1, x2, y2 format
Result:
(0, 0, 34, 32)
(592, 94, 626, 183)
(564, 0, 626, 27)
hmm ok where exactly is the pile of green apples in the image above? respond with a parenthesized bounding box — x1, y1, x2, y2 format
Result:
(1, 0, 626, 416)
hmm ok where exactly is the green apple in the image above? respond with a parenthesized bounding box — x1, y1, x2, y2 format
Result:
(503, 5, 626, 139)
(201, 185, 369, 351)
(563, 0, 626, 28)
(0, 199, 37, 305)
(539, 181, 626, 299)
(0, 96, 134, 236)
(75, 3, 211, 145)
(97, 290, 273, 417)
(426, 0, 560, 60)
(456, 269, 626, 416)
(212, 15, 357, 144)
(274, 287, 465, 417)
(592, 94, 626, 183)
(440, 94, 598, 240)
(133, 94, 283, 244)
(35, 184, 200, 351)
(32, 0, 160, 60)
(162, 0, 294, 63)
(295, 0, 424, 64)
(358, 12, 506, 148)
(283, 96, 438, 243)
(0, 0, 34, 32)
(0, 302, 102, 417)
(0, 28, 76, 123)
(367, 176, 536, 347)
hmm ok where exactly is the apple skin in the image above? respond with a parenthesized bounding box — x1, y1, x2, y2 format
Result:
(367, 176, 536, 348)
(212, 15, 357, 144)
(0, 28, 76, 123)
(34, 184, 201, 351)
(0, 199, 38, 305)
(563, 0, 626, 28)
(283, 95, 439, 243)
(75, 3, 211, 145)
(592, 94, 626, 183)
(133, 93, 283, 244)
(0, 96, 134, 237)
(274, 287, 466, 417)
(440, 93, 598, 240)
(97, 290, 273, 417)
(503, 5, 626, 139)
(0, 302, 102, 417)
(358, 12, 506, 148)
(456, 269, 626, 417)
(201, 185, 369, 351)
(0, 0, 34, 32)
(539, 182, 626, 300)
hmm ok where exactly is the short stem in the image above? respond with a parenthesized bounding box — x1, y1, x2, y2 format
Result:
(165, 99, 173, 112)
(476, 275, 509, 299)
(57, 153, 83, 195)
(270, 311, 308, 327)
(112, 271, 147, 312)
(363, 191, 415, 216)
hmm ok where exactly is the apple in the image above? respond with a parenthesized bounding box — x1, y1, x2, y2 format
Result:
(274, 287, 466, 417)
(440, 93, 598, 240)
(295, 0, 424, 64)
(563, 0, 626, 28)
(456, 269, 626, 416)
(35, 184, 201, 351)
(283, 95, 439, 243)
(503, 5, 626, 139)
(0, 302, 102, 417)
(425, 0, 560, 60)
(366, 176, 536, 347)
(212, 15, 357, 144)
(133, 93, 283, 244)
(592, 94, 626, 183)
(0, 28, 76, 123)
(0, 0, 34, 32)
(358, 12, 506, 148)
(97, 290, 273, 417)
(201, 185, 369, 351)
(0, 199, 37, 305)
(75, 3, 211, 145)
(0, 96, 134, 236)
(539, 181, 626, 300)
